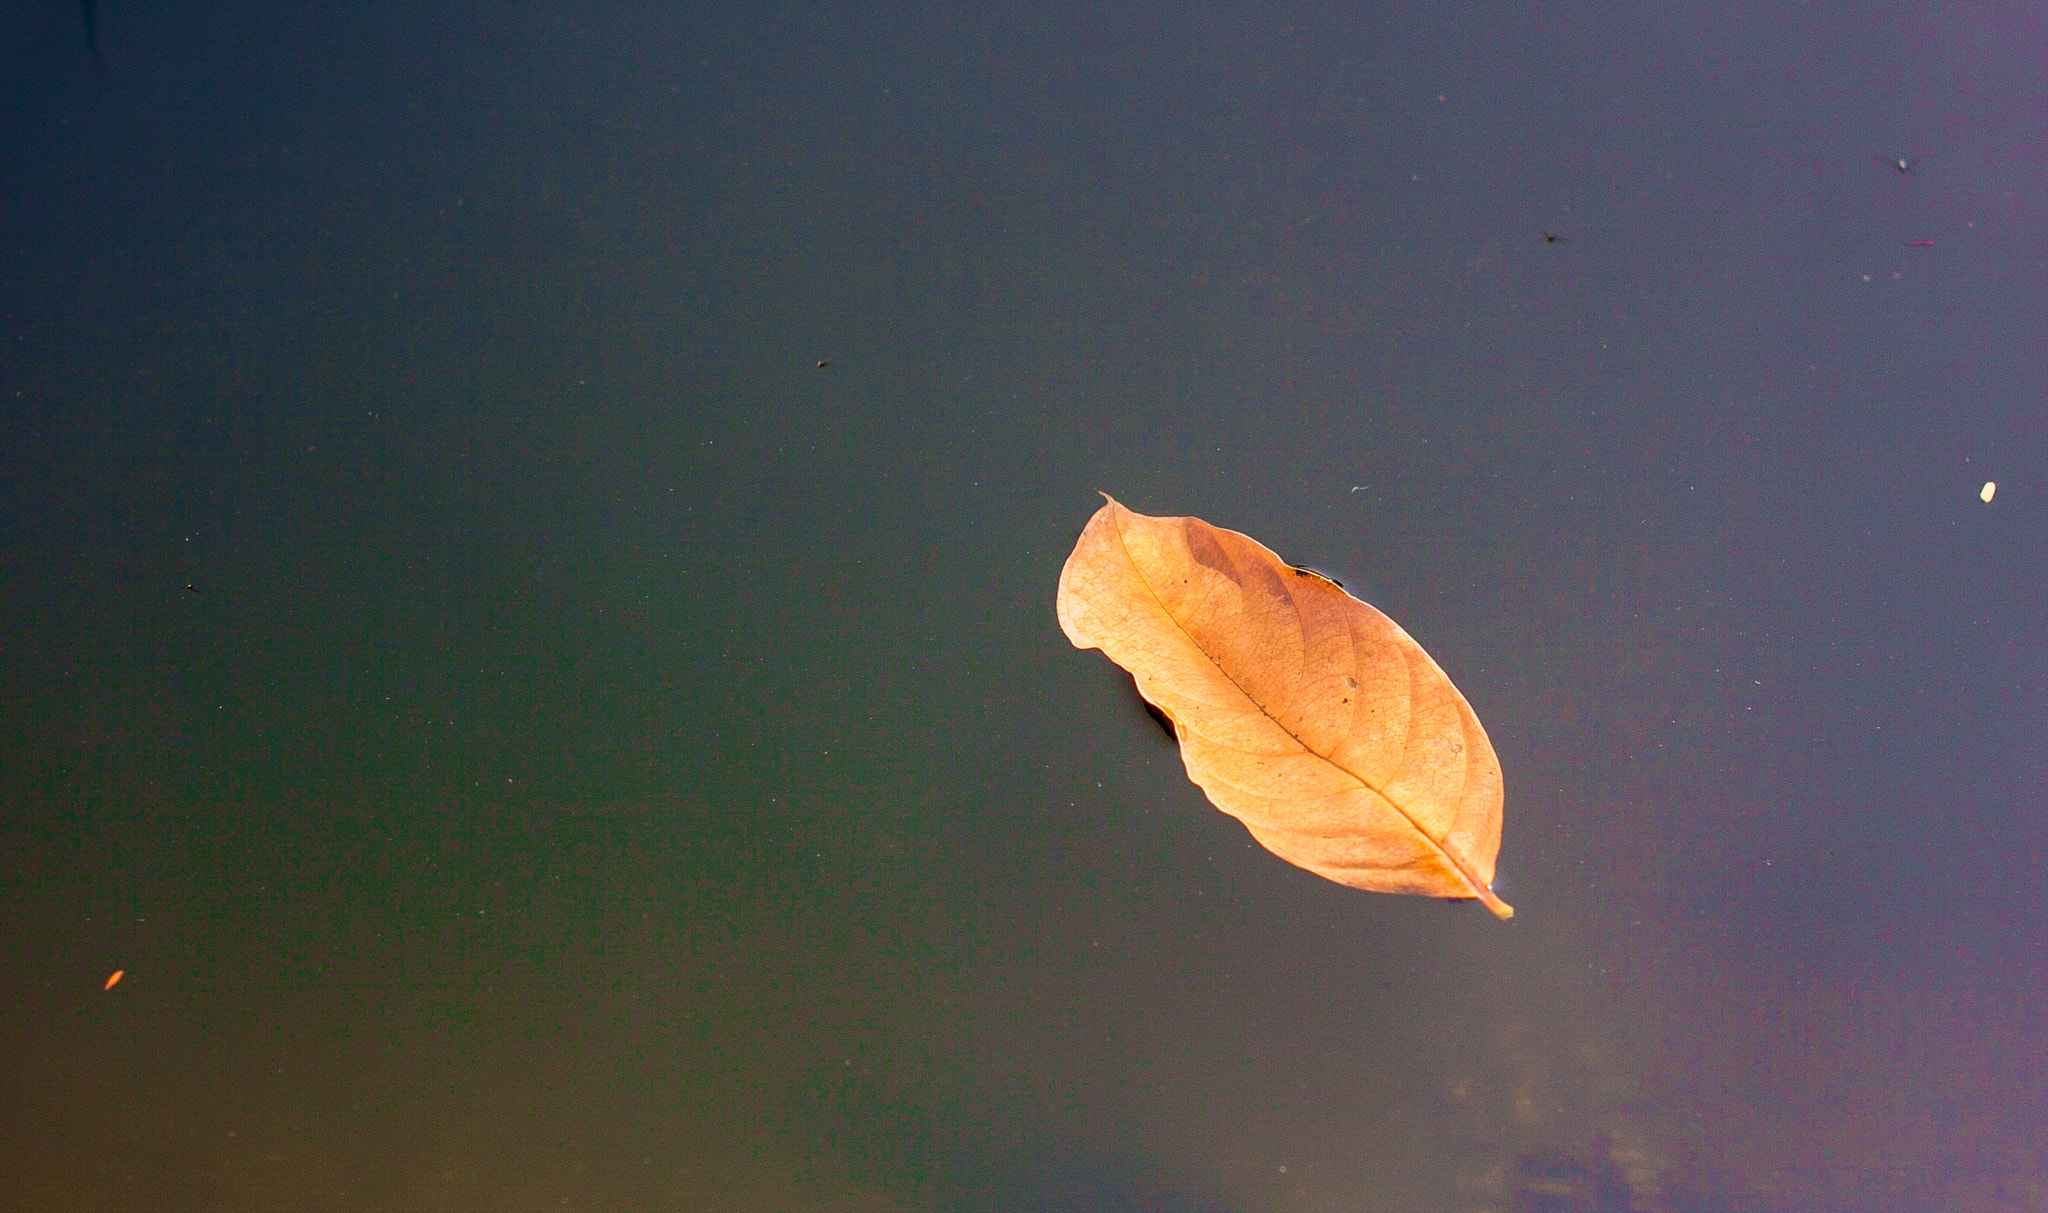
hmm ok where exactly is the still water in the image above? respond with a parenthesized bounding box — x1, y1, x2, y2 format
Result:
(3, 1, 2044, 1209)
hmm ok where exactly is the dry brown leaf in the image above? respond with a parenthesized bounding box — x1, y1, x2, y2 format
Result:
(1056, 495, 1512, 919)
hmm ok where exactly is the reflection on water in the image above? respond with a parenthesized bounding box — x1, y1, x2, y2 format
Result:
(1512, 1149, 1633, 1213)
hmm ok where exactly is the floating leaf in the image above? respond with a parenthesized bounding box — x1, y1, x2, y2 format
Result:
(1056, 496, 1512, 918)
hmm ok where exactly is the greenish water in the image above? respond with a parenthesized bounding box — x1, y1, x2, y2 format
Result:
(4, 1, 2045, 1209)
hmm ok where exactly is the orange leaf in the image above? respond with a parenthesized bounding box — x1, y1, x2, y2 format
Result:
(1056, 496, 1511, 918)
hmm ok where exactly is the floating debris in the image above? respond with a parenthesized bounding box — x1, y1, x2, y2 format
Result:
(1981, 482, 1997, 503)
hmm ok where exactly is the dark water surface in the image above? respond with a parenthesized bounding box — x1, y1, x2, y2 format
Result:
(4, 1, 2045, 1209)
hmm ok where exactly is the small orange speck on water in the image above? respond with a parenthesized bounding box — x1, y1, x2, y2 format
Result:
(104, 970, 123, 991)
